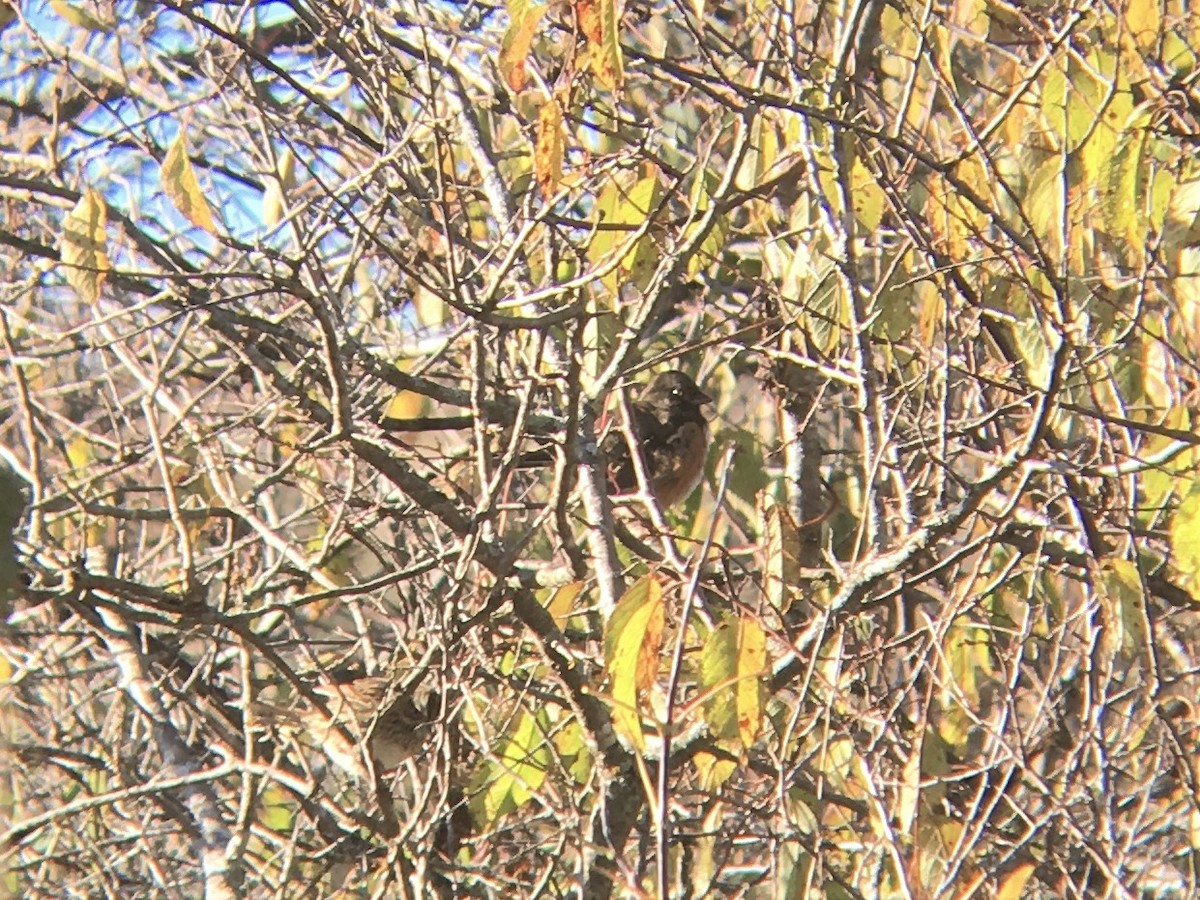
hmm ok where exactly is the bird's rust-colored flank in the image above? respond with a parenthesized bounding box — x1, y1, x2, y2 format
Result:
(603, 370, 713, 509)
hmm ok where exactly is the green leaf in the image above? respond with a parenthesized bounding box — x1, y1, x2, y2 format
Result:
(589, 169, 662, 298)
(1100, 559, 1149, 655)
(0, 462, 26, 615)
(469, 707, 551, 826)
(604, 574, 665, 749)
(764, 501, 801, 613)
(699, 612, 768, 748)
(1172, 480, 1200, 593)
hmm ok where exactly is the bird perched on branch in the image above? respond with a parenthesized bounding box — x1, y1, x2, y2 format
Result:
(511, 369, 714, 509)
(255, 671, 439, 778)
(603, 370, 713, 509)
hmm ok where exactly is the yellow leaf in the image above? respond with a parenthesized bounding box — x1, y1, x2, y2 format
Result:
(604, 574, 665, 749)
(382, 389, 427, 421)
(162, 130, 218, 235)
(897, 741, 921, 835)
(1100, 558, 1149, 656)
(535, 96, 565, 198)
(735, 615, 767, 748)
(49, 0, 109, 31)
(552, 715, 593, 783)
(1164, 165, 1200, 251)
(1100, 110, 1151, 255)
(499, 0, 547, 92)
(60, 189, 111, 305)
(851, 157, 885, 231)
(0, 2, 17, 31)
(685, 171, 728, 277)
(261, 181, 284, 228)
(278, 148, 296, 190)
(262, 149, 295, 228)
(544, 580, 584, 629)
(413, 284, 446, 327)
(735, 113, 775, 192)
(1122, 0, 1160, 52)
(692, 749, 736, 791)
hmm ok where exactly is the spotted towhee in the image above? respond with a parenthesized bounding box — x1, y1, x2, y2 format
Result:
(512, 370, 714, 508)
(603, 370, 713, 509)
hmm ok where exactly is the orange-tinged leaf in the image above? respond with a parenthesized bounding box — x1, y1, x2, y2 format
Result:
(591, 0, 623, 92)
(604, 574, 665, 749)
(535, 96, 565, 197)
(61, 189, 111, 305)
(162, 130, 218, 235)
(995, 862, 1037, 900)
(575, 0, 601, 44)
(499, 0, 547, 92)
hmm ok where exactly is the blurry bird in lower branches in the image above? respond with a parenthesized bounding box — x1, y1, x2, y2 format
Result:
(254, 672, 439, 779)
